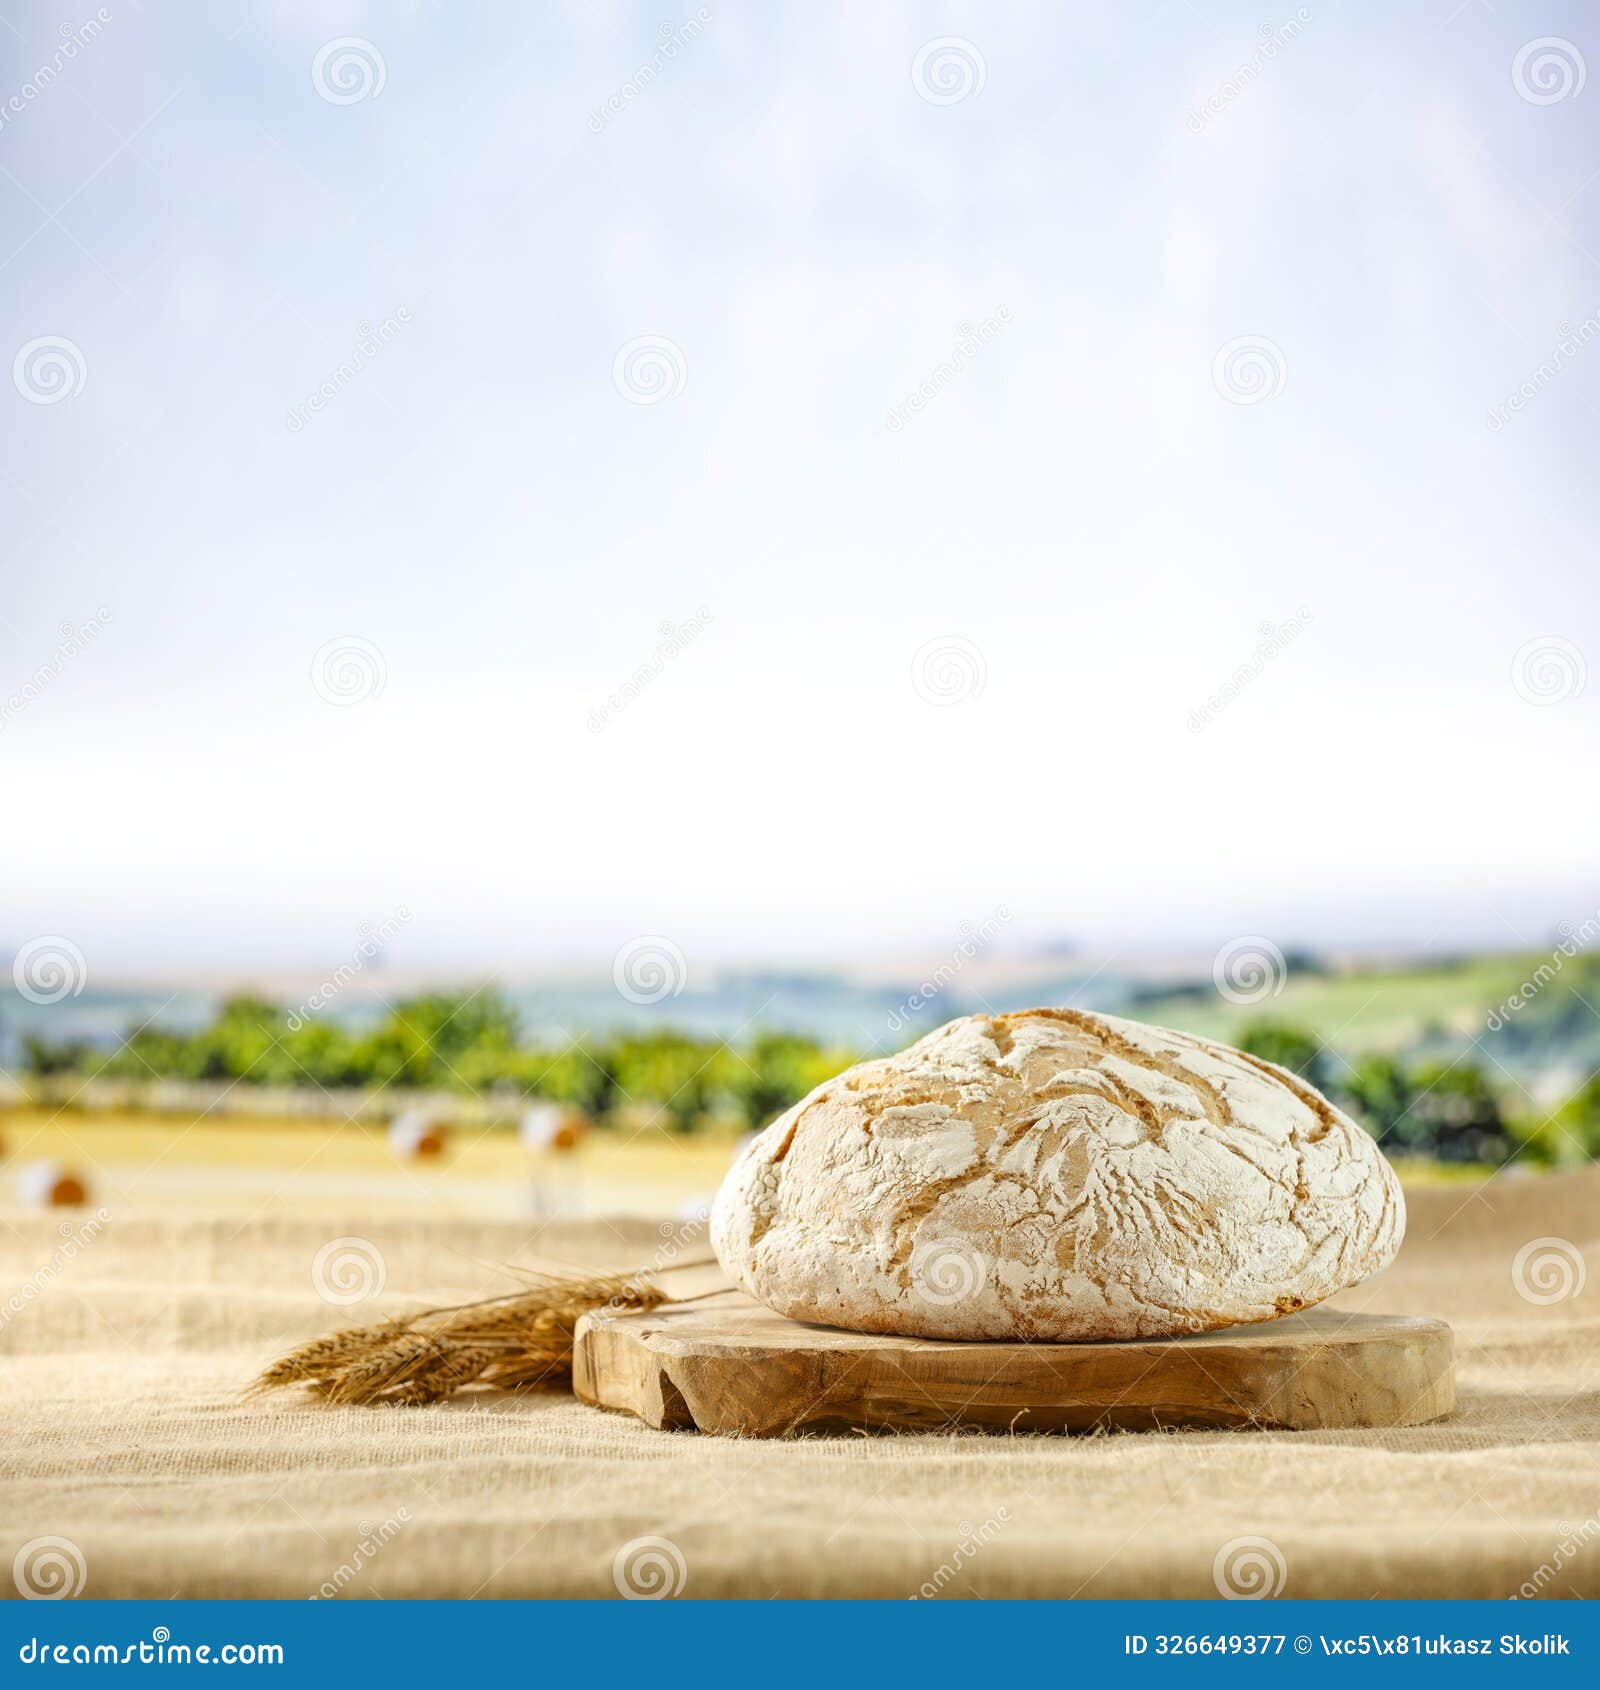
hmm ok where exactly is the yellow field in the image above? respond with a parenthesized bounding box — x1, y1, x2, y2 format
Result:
(0, 1107, 740, 1221)
(0, 1105, 1501, 1227)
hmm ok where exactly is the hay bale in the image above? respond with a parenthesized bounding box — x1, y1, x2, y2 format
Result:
(519, 1103, 587, 1154)
(16, 1160, 88, 1208)
(387, 1111, 447, 1160)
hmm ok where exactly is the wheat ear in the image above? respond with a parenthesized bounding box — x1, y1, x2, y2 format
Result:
(249, 1265, 708, 1407)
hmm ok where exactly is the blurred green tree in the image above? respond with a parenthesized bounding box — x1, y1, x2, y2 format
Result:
(1234, 1019, 1332, 1092)
(1403, 1060, 1516, 1164)
(611, 1030, 725, 1131)
(19, 1033, 95, 1075)
(1550, 1072, 1600, 1162)
(1337, 1054, 1416, 1146)
(720, 1032, 851, 1131)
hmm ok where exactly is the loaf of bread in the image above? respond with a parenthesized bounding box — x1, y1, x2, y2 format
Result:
(711, 1008, 1404, 1341)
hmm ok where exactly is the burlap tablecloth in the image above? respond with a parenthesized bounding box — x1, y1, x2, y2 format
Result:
(2, 1168, 1595, 1600)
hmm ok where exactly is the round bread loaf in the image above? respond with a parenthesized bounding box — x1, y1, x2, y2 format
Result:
(710, 1008, 1404, 1341)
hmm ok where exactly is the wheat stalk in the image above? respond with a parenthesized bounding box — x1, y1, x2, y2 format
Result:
(250, 1266, 705, 1407)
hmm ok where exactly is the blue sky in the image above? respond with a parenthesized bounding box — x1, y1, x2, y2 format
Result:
(1, 0, 1596, 971)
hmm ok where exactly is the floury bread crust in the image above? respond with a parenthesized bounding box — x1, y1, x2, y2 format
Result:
(710, 1008, 1405, 1342)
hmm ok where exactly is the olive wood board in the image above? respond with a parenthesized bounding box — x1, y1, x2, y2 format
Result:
(572, 1290, 1454, 1437)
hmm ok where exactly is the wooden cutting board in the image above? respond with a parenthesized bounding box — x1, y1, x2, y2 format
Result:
(573, 1290, 1454, 1437)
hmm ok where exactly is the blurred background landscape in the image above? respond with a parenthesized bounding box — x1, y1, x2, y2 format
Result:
(3, 933, 1598, 1220)
(2, 2, 1594, 1226)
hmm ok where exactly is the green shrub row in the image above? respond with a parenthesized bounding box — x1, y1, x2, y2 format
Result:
(19, 992, 1598, 1160)
(1233, 1019, 1594, 1166)
(20, 991, 852, 1134)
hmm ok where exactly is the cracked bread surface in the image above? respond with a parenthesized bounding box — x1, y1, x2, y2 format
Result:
(710, 1007, 1405, 1341)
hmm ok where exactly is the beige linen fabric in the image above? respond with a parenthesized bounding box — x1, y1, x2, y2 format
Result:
(1, 1169, 1596, 1600)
